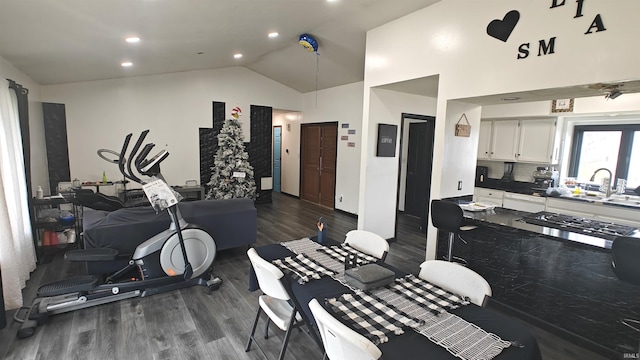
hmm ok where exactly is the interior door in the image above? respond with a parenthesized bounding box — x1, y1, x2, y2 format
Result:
(273, 126, 282, 192)
(404, 121, 434, 231)
(301, 123, 337, 208)
(405, 122, 429, 216)
(301, 126, 321, 204)
(396, 114, 435, 238)
(319, 125, 337, 208)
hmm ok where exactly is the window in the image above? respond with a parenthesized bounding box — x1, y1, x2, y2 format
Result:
(569, 124, 640, 190)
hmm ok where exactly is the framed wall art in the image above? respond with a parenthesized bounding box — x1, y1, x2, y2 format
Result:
(551, 98, 574, 113)
(376, 124, 398, 157)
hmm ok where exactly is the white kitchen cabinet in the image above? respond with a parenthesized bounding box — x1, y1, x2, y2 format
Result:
(490, 120, 520, 161)
(477, 121, 493, 160)
(502, 192, 546, 213)
(477, 118, 561, 164)
(595, 214, 638, 227)
(517, 119, 561, 164)
(473, 188, 504, 207)
(594, 205, 640, 227)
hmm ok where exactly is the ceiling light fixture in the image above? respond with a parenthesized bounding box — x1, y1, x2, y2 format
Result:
(268, 32, 279, 38)
(234, 53, 243, 59)
(125, 37, 140, 43)
(606, 89, 622, 100)
(501, 97, 520, 101)
(121, 62, 133, 67)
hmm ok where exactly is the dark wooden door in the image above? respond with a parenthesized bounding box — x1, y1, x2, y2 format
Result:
(404, 120, 434, 231)
(301, 123, 337, 208)
(301, 126, 321, 204)
(319, 125, 337, 208)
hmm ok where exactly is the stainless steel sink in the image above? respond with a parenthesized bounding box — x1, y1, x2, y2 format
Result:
(563, 193, 640, 207)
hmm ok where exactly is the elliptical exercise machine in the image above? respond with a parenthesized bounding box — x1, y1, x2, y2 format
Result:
(16, 130, 222, 338)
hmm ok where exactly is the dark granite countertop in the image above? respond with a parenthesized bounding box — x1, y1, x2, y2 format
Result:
(476, 178, 542, 195)
(461, 206, 636, 250)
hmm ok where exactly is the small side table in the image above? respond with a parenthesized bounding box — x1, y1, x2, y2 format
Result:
(81, 181, 115, 193)
(172, 186, 205, 201)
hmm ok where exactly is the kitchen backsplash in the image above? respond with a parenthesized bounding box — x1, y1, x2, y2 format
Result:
(477, 160, 546, 183)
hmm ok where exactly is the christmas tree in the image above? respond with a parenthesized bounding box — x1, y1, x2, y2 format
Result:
(206, 107, 256, 200)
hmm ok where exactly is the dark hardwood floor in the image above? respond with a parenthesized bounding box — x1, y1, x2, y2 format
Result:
(0, 193, 608, 359)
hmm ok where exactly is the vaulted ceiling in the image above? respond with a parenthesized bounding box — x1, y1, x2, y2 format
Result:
(0, 0, 441, 93)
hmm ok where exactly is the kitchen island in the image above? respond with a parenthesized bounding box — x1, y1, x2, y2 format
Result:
(437, 206, 640, 358)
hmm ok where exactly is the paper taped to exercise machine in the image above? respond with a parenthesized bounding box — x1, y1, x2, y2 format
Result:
(142, 179, 179, 211)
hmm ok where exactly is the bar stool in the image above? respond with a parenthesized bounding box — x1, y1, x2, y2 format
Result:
(611, 236, 640, 354)
(430, 199, 475, 263)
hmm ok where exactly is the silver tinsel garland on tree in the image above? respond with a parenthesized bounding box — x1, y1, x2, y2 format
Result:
(206, 115, 256, 200)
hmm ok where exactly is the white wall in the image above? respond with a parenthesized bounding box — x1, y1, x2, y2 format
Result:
(40, 67, 303, 189)
(39, 66, 368, 215)
(272, 111, 301, 197)
(0, 56, 47, 195)
(362, 0, 640, 259)
(301, 82, 365, 214)
(358, 88, 437, 237)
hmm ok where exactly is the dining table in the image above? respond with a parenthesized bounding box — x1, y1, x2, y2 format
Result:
(248, 237, 542, 360)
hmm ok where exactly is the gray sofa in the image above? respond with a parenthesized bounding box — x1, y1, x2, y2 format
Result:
(82, 197, 256, 275)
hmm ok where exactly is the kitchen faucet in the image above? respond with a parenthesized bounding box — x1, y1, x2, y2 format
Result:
(589, 168, 613, 198)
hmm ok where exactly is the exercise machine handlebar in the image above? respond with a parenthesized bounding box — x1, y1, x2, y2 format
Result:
(117, 130, 168, 185)
(126, 130, 149, 184)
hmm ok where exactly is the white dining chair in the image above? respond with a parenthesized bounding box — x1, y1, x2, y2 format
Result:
(418, 260, 492, 307)
(309, 298, 382, 360)
(344, 230, 389, 261)
(246, 248, 306, 360)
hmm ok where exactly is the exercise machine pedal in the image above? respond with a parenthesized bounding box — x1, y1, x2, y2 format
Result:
(207, 277, 223, 292)
(37, 275, 98, 297)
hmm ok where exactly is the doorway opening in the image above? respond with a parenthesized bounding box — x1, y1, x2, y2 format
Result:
(395, 113, 436, 239)
(273, 126, 282, 193)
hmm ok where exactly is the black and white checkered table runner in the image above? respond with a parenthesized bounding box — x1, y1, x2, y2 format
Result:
(272, 253, 336, 284)
(316, 244, 379, 265)
(281, 238, 512, 360)
(326, 292, 423, 345)
(389, 274, 470, 315)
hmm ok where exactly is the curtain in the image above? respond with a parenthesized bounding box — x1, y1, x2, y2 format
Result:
(0, 78, 36, 310)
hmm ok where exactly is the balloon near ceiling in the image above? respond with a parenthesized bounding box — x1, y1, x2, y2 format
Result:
(298, 33, 319, 52)
(299, 33, 321, 106)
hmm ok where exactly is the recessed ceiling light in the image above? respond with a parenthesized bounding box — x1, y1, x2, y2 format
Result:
(327, 0, 339, 2)
(125, 37, 140, 43)
(501, 97, 520, 101)
(234, 53, 243, 59)
(121, 62, 133, 67)
(268, 32, 279, 38)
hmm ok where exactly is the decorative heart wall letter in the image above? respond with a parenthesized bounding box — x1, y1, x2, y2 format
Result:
(487, 10, 520, 42)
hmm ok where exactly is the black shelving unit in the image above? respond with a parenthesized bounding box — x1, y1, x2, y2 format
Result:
(31, 194, 81, 263)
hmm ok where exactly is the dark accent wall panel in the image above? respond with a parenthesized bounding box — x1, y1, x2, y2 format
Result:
(199, 128, 214, 191)
(247, 104, 273, 204)
(212, 101, 226, 137)
(201, 101, 226, 195)
(42, 103, 70, 194)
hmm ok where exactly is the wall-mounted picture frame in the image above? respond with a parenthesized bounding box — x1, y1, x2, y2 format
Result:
(551, 98, 574, 113)
(376, 123, 398, 157)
